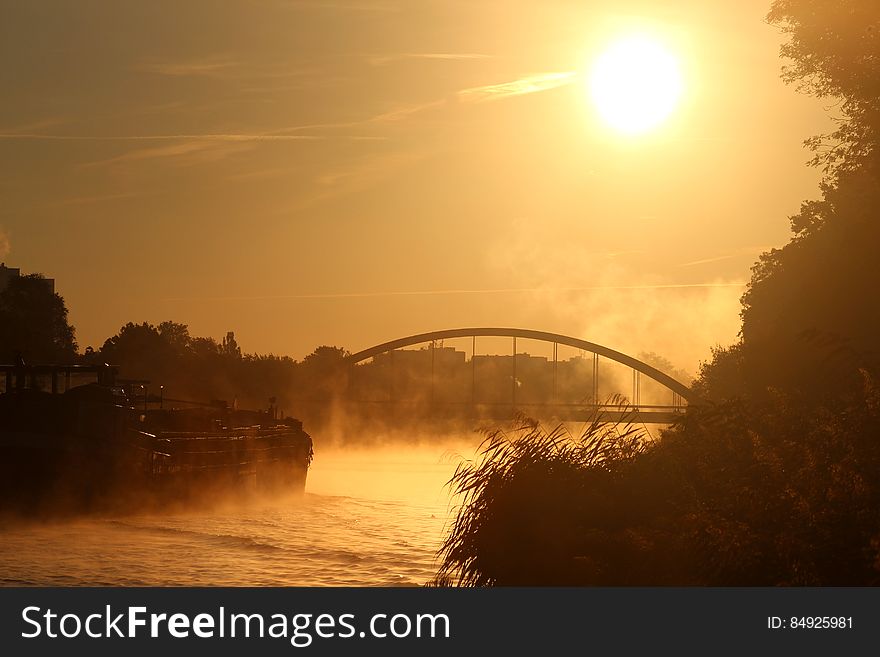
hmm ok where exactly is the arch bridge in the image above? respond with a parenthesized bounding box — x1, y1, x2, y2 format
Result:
(345, 328, 696, 424)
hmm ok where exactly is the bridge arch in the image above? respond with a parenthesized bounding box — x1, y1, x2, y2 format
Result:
(347, 327, 697, 404)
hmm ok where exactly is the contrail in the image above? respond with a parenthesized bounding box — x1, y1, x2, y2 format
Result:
(162, 282, 748, 302)
(0, 133, 380, 142)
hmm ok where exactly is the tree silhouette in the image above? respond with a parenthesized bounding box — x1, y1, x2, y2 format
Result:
(699, 0, 880, 400)
(220, 331, 242, 359)
(0, 274, 76, 363)
(157, 321, 192, 355)
(299, 346, 349, 400)
(768, 0, 880, 179)
(93, 321, 301, 411)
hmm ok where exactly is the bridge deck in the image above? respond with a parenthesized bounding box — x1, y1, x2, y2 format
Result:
(344, 400, 684, 425)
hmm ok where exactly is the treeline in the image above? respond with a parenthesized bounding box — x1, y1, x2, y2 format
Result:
(82, 322, 348, 413)
(436, 0, 880, 586)
(0, 278, 348, 413)
(2, 271, 693, 414)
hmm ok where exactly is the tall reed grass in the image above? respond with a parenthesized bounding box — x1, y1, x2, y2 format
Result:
(434, 376, 880, 586)
(434, 401, 669, 586)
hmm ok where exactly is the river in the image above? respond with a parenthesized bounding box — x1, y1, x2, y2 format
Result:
(0, 440, 477, 587)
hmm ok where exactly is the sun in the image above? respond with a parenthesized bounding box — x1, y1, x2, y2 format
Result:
(588, 34, 684, 136)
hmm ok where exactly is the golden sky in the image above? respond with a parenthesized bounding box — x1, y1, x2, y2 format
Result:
(0, 0, 832, 371)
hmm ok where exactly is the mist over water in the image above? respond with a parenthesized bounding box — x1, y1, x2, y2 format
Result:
(0, 436, 478, 587)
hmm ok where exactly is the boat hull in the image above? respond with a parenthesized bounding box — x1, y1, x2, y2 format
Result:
(0, 426, 312, 516)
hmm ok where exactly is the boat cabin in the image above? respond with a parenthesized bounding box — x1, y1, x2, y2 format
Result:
(1, 363, 119, 395)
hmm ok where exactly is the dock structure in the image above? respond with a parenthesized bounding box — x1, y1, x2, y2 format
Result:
(1, 363, 117, 395)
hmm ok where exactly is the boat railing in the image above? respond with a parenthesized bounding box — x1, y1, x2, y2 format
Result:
(128, 427, 312, 477)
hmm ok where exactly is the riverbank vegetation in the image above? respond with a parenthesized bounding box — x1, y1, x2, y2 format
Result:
(437, 381, 880, 585)
(436, 0, 880, 585)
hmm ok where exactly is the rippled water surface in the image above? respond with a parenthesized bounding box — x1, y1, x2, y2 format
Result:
(0, 442, 473, 586)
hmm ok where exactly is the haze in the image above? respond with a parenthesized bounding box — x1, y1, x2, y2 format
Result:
(0, 0, 832, 371)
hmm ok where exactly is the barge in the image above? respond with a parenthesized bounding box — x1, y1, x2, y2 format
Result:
(0, 363, 312, 514)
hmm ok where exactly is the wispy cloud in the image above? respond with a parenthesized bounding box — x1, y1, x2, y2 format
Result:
(600, 249, 646, 259)
(459, 71, 579, 103)
(0, 133, 344, 142)
(278, 0, 398, 11)
(256, 101, 447, 137)
(368, 52, 492, 66)
(162, 282, 748, 303)
(308, 150, 429, 200)
(49, 192, 143, 207)
(137, 56, 240, 78)
(133, 100, 190, 115)
(678, 247, 771, 268)
(264, 71, 578, 134)
(678, 254, 736, 268)
(0, 117, 69, 134)
(226, 166, 302, 182)
(256, 149, 429, 212)
(369, 99, 447, 123)
(0, 68, 580, 169)
(136, 57, 319, 87)
(80, 140, 255, 169)
(0, 130, 382, 168)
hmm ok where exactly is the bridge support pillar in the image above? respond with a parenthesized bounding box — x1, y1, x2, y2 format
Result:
(631, 370, 641, 409)
(471, 335, 476, 407)
(389, 348, 395, 402)
(512, 336, 517, 409)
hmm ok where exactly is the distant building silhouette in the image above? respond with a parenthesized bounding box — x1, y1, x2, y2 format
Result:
(0, 263, 55, 294)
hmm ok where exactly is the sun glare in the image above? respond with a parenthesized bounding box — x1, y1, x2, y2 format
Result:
(588, 34, 684, 136)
